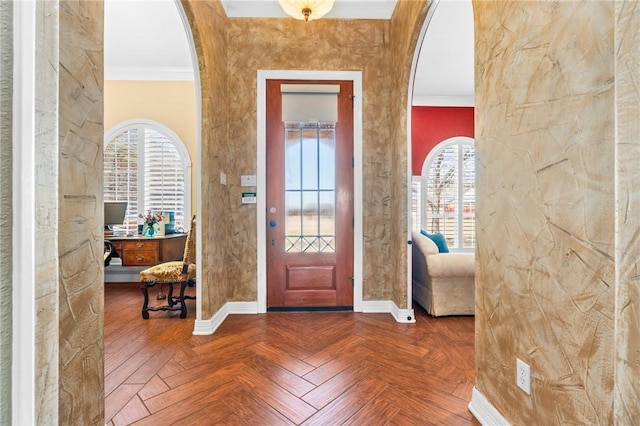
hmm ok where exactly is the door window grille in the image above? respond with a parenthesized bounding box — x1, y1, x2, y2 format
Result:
(284, 121, 336, 253)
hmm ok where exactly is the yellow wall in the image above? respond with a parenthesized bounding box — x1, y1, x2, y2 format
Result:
(104, 80, 197, 215)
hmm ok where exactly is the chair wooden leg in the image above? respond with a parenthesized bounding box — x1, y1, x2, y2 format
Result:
(139, 280, 190, 319)
(179, 281, 188, 318)
(167, 283, 176, 307)
(184, 280, 196, 301)
(140, 281, 151, 319)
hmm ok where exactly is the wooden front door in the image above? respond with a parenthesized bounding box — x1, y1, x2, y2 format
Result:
(266, 79, 354, 309)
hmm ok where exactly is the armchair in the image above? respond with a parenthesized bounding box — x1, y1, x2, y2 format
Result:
(139, 216, 196, 319)
(411, 231, 475, 316)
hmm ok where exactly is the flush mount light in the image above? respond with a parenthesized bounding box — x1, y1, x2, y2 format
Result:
(278, 0, 335, 21)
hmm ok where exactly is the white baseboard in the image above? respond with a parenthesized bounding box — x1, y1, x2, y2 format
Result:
(193, 303, 228, 335)
(362, 300, 416, 323)
(227, 301, 259, 314)
(192, 301, 258, 335)
(194, 300, 415, 335)
(468, 387, 510, 426)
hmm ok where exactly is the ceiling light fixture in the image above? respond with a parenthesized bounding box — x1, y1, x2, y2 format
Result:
(278, 0, 335, 21)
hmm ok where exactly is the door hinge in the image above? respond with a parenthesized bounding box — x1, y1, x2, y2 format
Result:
(352, 156, 354, 168)
(348, 276, 355, 287)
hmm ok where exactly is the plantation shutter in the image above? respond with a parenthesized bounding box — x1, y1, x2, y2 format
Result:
(461, 144, 475, 248)
(103, 129, 140, 233)
(104, 124, 188, 234)
(411, 177, 422, 233)
(143, 128, 185, 229)
(426, 145, 458, 245)
(424, 140, 475, 250)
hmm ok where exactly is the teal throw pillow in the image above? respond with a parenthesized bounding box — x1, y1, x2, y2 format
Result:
(420, 230, 450, 253)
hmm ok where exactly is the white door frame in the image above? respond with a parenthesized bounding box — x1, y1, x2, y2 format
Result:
(12, 1, 37, 423)
(256, 70, 363, 313)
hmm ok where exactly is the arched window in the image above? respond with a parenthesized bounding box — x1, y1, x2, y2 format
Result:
(420, 137, 475, 251)
(104, 120, 191, 233)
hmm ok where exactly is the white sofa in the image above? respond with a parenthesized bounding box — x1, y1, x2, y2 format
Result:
(411, 231, 475, 316)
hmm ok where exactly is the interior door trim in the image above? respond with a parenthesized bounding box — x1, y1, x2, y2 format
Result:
(257, 70, 363, 313)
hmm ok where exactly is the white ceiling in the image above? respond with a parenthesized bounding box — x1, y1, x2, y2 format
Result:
(413, 0, 474, 106)
(104, 0, 195, 80)
(104, 0, 474, 106)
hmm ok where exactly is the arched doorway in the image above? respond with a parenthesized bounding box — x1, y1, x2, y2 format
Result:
(407, 0, 475, 305)
(103, 0, 202, 315)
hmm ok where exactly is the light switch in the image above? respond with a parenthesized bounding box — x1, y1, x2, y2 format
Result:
(241, 174, 256, 186)
(220, 172, 227, 185)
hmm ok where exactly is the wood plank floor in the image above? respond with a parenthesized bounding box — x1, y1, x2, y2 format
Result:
(105, 283, 481, 426)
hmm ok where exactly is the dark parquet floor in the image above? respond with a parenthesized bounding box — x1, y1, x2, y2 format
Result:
(104, 282, 480, 426)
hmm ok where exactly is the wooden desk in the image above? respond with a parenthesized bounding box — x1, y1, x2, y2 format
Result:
(105, 234, 187, 267)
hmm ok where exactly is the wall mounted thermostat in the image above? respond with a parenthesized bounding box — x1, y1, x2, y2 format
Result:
(241, 175, 257, 187)
(241, 192, 257, 204)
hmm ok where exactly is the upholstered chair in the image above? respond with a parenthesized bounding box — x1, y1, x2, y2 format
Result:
(412, 231, 475, 316)
(139, 215, 196, 319)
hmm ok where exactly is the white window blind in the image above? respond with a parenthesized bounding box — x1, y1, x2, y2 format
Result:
(143, 128, 185, 225)
(104, 124, 188, 233)
(281, 84, 340, 122)
(422, 138, 475, 251)
(104, 129, 140, 233)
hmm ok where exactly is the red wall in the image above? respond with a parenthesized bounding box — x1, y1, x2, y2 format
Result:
(411, 106, 474, 175)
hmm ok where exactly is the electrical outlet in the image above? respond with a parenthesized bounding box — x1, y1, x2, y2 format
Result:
(516, 358, 531, 395)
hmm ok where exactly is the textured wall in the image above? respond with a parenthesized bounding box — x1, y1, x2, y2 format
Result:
(58, 1, 104, 424)
(0, 2, 12, 423)
(34, 1, 61, 423)
(614, 1, 640, 422)
(474, 1, 616, 424)
(183, 0, 428, 311)
(225, 17, 393, 302)
(182, 0, 230, 318)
